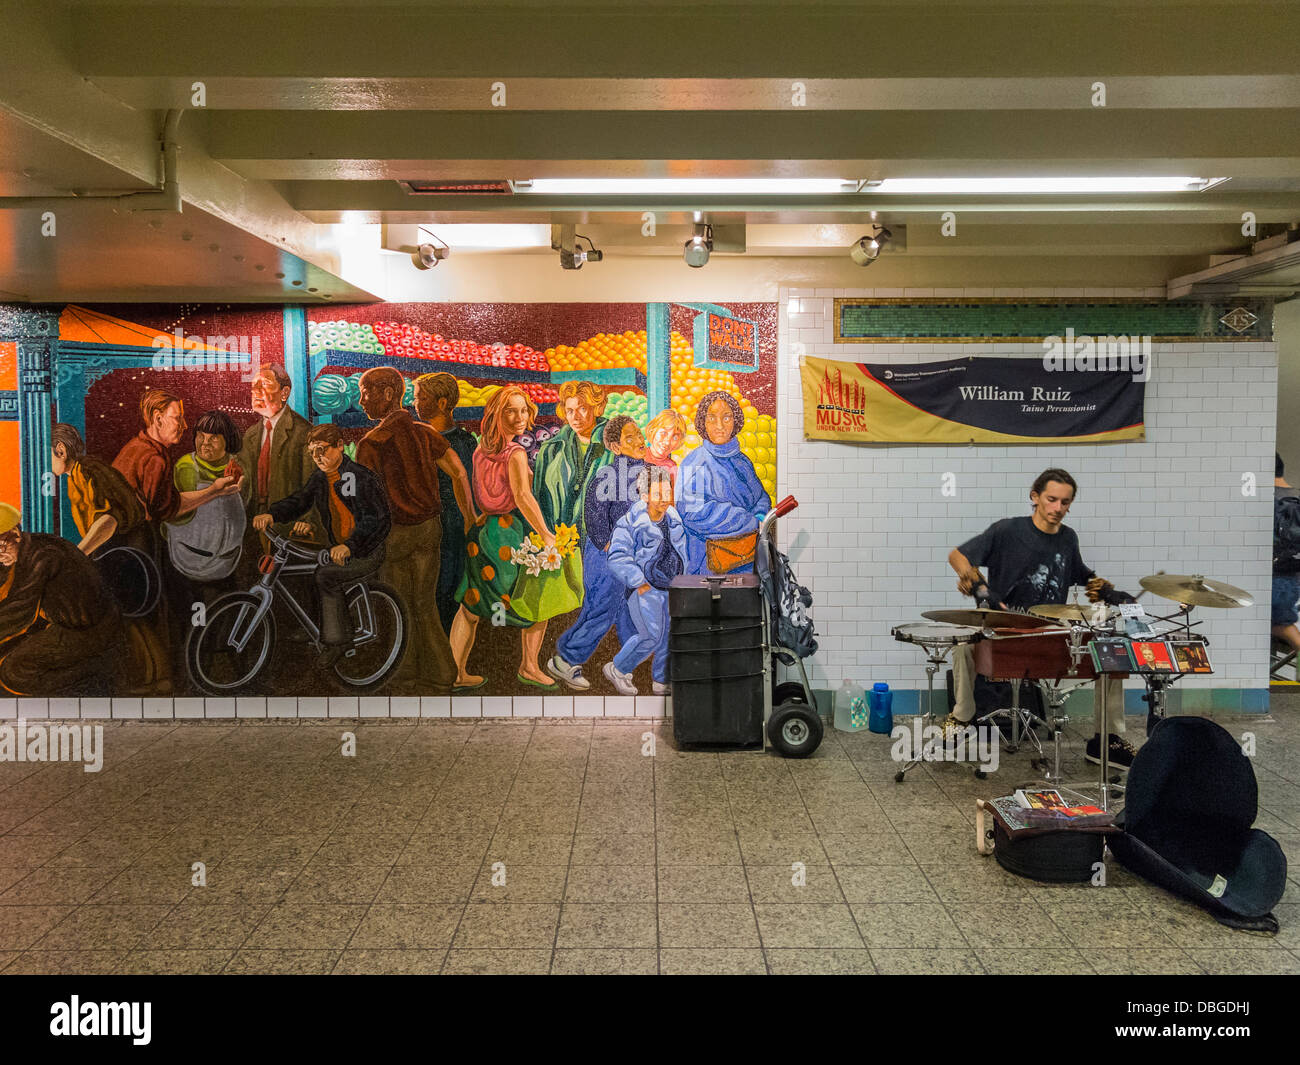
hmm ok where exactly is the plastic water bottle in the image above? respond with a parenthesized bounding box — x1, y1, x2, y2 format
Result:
(833, 679, 865, 732)
(868, 683, 893, 734)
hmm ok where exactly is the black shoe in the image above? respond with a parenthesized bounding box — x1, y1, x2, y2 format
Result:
(318, 645, 346, 670)
(1084, 733, 1136, 771)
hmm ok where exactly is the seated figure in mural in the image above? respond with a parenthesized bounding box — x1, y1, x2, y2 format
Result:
(165, 409, 246, 588)
(0, 503, 126, 697)
(253, 424, 391, 669)
(603, 467, 687, 697)
(641, 408, 688, 484)
(413, 372, 479, 636)
(676, 390, 771, 574)
(532, 379, 613, 552)
(548, 414, 648, 690)
(355, 366, 478, 696)
(450, 385, 570, 690)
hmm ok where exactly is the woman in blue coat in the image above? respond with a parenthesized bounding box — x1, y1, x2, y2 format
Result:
(677, 391, 770, 574)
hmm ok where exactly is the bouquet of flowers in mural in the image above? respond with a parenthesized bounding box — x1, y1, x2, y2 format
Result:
(509, 523, 579, 576)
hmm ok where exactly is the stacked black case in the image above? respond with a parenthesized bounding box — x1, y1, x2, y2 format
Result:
(668, 574, 764, 748)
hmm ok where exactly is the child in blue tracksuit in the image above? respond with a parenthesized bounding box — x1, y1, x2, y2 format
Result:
(547, 415, 646, 690)
(604, 466, 686, 696)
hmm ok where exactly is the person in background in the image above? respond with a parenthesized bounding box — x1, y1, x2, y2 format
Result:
(52, 422, 146, 558)
(641, 408, 688, 484)
(413, 371, 478, 635)
(166, 409, 246, 590)
(356, 366, 478, 695)
(237, 364, 319, 548)
(603, 467, 687, 697)
(532, 379, 612, 543)
(112, 388, 242, 526)
(254, 424, 390, 669)
(111, 388, 242, 694)
(450, 385, 558, 690)
(0, 503, 125, 697)
(1271, 452, 1300, 665)
(51, 423, 157, 696)
(676, 390, 768, 574)
(548, 414, 647, 690)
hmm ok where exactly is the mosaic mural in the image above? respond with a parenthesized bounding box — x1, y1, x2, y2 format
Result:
(0, 300, 777, 700)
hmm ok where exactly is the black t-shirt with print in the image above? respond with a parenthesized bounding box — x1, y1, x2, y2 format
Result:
(957, 516, 1094, 609)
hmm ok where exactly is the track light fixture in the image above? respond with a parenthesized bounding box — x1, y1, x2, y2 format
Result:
(850, 225, 892, 267)
(684, 223, 714, 268)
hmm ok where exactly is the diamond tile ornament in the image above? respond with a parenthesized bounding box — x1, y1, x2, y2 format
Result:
(1219, 307, 1258, 334)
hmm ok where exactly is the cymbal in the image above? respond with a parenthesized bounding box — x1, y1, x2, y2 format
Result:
(922, 608, 1056, 630)
(1138, 573, 1254, 609)
(1028, 604, 1093, 623)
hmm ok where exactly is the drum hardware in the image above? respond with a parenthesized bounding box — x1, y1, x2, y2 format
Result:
(890, 623, 985, 782)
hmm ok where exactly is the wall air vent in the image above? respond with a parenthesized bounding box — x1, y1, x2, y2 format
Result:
(397, 180, 513, 195)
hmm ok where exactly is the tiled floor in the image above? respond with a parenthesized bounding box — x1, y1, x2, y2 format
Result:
(0, 700, 1297, 975)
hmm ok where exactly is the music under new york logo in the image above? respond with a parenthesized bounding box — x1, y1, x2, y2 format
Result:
(814, 365, 867, 431)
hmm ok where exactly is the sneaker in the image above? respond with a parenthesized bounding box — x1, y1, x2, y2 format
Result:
(936, 714, 977, 747)
(652, 681, 670, 695)
(547, 654, 591, 691)
(1085, 733, 1137, 771)
(602, 661, 638, 697)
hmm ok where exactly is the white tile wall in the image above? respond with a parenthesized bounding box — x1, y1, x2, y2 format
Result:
(778, 287, 1278, 693)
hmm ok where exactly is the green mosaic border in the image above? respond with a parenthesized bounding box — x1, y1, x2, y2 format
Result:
(833, 297, 1273, 343)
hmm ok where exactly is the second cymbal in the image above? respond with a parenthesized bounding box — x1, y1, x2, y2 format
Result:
(922, 608, 1056, 630)
(1139, 573, 1254, 609)
(1028, 603, 1094, 623)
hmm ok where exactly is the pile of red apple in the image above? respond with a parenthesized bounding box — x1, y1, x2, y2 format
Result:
(371, 321, 551, 371)
(520, 383, 560, 403)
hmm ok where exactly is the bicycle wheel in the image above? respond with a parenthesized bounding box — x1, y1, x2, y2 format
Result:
(333, 581, 408, 692)
(186, 593, 276, 695)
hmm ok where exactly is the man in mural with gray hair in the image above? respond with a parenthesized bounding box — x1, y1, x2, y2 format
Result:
(237, 363, 319, 547)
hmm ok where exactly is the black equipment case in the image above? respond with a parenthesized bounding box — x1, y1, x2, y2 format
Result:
(1109, 717, 1288, 932)
(669, 574, 764, 748)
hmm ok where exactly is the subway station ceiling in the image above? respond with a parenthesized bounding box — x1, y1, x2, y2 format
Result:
(1, 0, 1299, 302)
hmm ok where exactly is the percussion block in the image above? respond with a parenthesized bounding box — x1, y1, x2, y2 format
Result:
(973, 629, 1097, 682)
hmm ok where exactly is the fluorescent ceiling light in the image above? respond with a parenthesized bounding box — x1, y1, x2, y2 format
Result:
(517, 178, 856, 195)
(863, 177, 1229, 194)
(419, 224, 552, 248)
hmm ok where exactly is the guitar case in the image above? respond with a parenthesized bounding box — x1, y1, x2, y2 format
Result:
(1109, 717, 1288, 933)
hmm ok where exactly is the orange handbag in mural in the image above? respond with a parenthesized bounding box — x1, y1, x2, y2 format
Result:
(706, 531, 758, 573)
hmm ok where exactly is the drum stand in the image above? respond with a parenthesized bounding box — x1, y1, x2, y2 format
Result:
(1047, 678, 1125, 813)
(982, 678, 1072, 784)
(1142, 673, 1174, 735)
(895, 642, 986, 782)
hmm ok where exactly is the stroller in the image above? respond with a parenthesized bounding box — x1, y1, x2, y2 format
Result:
(755, 497, 823, 757)
(1108, 717, 1288, 933)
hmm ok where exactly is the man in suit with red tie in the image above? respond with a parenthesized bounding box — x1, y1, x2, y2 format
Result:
(238, 364, 319, 552)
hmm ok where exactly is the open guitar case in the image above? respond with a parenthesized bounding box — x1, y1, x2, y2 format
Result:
(1108, 716, 1288, 934)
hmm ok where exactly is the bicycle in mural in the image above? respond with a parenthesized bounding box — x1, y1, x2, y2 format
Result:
(185, 528, 408, 694)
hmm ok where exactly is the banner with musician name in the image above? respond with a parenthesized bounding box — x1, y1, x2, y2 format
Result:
(801, 354, 1146, 445)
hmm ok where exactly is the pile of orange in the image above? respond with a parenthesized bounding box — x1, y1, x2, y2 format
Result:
(544, 330, 650, 373)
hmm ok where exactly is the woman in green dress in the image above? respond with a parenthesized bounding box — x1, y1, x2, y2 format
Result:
(450, 385, 580, 689)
